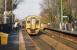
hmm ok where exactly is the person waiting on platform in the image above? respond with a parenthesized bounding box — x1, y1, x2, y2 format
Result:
(13, 21, 19, 31)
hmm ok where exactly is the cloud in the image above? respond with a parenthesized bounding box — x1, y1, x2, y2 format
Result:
(13, 0, 42, 20)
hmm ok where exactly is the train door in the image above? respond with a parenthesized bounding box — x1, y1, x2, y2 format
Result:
(36, 19, 40, 29)
(31, 17, 36, 30)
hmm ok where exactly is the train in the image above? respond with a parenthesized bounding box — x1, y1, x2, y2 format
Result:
(25, 16, 42, 35)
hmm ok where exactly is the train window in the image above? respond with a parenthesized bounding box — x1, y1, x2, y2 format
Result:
(27, 21, 30, 23)
(32, 17, 35, 19)
(36, 20, 39, 24)
(32, 19, 36, 24)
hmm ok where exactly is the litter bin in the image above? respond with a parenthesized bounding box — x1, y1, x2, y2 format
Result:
(0, 32, 8, 45)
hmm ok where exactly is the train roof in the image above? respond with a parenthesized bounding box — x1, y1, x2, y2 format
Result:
(26, 16, 41, 19)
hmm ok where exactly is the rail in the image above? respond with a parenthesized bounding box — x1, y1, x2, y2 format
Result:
(21, 29, 40, 50)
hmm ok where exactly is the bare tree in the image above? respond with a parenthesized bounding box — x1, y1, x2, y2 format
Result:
(40, 0, 60, 28)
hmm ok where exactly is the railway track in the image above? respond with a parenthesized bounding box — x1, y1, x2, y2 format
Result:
(30, 30, 77, 50)
(21, 29, 40, 50)
(21, 28, 77, 50)
(22, 29, 55, 50)
(31, 35, 55, 50)
(43, 30, 77, 44)
(40, 30, 77, 50)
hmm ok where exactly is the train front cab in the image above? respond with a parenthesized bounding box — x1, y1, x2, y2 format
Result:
(26, 16, 41, 35)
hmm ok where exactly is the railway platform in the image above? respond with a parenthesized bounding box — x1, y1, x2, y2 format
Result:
(0, 30, 19, 50)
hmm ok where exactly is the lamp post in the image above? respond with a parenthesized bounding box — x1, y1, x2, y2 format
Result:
(4, 0, 7, 24)
(61, 0, 63, 23)
(60, 0, 63, 29)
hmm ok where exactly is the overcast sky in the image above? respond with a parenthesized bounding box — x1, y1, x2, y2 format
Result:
(13, 0, 42, 20)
